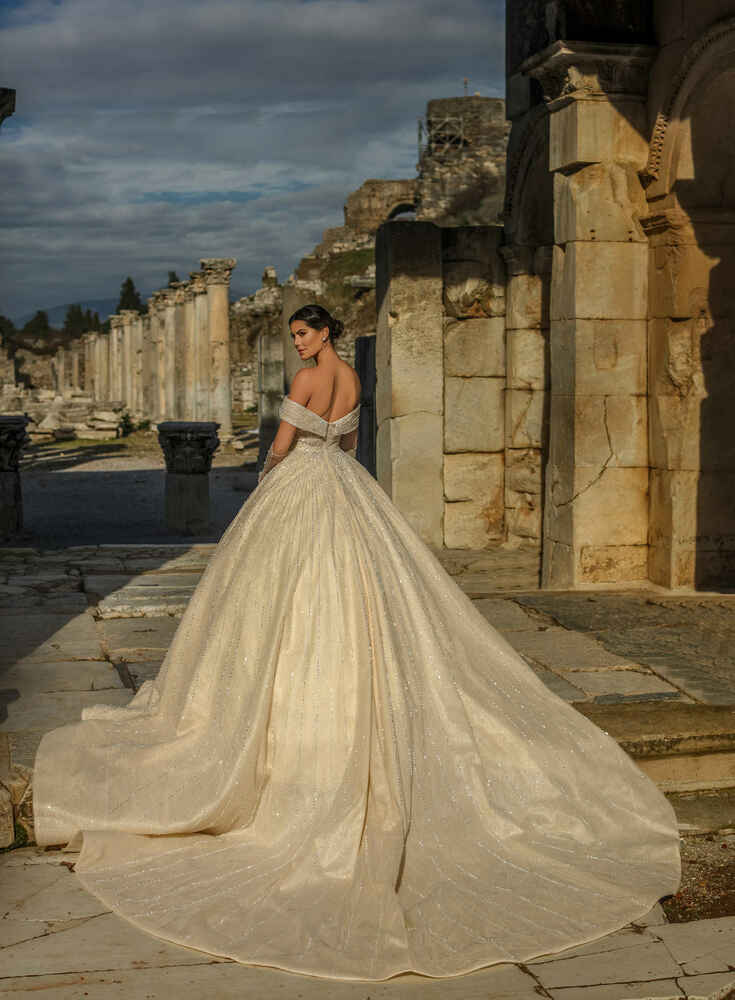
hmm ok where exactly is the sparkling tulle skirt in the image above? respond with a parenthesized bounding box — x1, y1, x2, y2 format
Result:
(33, 438, 681, 980)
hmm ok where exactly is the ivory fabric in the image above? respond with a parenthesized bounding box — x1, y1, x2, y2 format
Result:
(33, 397, 681, 982)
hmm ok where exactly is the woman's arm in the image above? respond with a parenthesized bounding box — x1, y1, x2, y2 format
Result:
(257, 369, 313, 483)
(339, 427, 358, 457)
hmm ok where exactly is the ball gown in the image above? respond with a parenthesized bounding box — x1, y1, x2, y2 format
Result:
(33, 395, 681, 982)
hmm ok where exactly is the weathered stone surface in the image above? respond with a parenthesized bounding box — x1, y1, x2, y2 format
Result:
(443, 455, 504, 547)
(505, 388, 545, 449)
(574, 395, 647, 468)
(443, 452, 504, 501)
(0, 661, 122, 695)
(0, 783, 13, 847)
(567, 467, 649, 547)
(554, 162, 647, 244)
(530, 938, 680, 989)
(507, 328, 548, 390)
(99, 616, 179, 659)
(504, 627, 635, 673)
(444, 499, 503, 549)
(655, 915, 735, 975)
(549, 98, 649, 173)
(559, 668, 681, 701)
(553, 319, 647, 396)
(0, 689, 132, 731)
(579, 545, 648, 583)
(444, 377, 505, 452)
(506, 448, 542, 494)
(471, 597, 538, 632)
(444, 317, 505, 376)
(0, 612, 101, 665)
(552, 242, 648, 321)
(378, 411, 444, 548)
(505, 491, 542, 540)
(506, 273, 544, 329)
(441, 226, 506, 319)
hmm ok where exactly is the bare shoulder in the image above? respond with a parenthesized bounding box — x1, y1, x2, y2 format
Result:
(342, 360, 362, 401)
(288, 367, 315, 404)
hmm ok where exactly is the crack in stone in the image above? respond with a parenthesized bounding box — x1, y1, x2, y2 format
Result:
(555, 396, 615, 510)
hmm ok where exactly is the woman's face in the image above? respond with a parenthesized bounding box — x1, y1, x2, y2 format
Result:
(289, 321, 328, 360)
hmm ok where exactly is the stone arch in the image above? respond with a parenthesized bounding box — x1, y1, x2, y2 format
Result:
(386, 201, 416, 221)
(645, 17, 735, 589)
(643, 16, 735, 196)
(503, 106, 553, 247)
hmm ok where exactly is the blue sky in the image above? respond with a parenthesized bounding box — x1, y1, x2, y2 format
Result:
(0, 0, 505, 319)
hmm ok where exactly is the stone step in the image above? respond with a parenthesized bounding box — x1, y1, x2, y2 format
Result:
(578, 702, 735, 794)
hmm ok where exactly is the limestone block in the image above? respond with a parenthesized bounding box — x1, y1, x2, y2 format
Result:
(444, 377, 504, 453)
(575, 395, 647, 468)
(649, 468, 698, 550)
(648, 316, 706, 398)
(0, 784, 12, 847)
(552, 319, 646, 395)
(572, 466, 649, 547)
(376, 222, 443, 420)
(551, 242, 648, 321)
(441, 227, 505, 320)
(444, 452, 504, 502)
(444, 318, 505, 377)
(444, 498, 504, 549)
(507, 328, 548, 390)
(649, 241, 732, 321)
(506, 448, 542, 494)
(549, 98, 649, 173)
(554, 163, 647, 245)
(649, 393, 700, 471)
(542, 538, 575, 589)
(579, 545, 648, 583)
(506, 273, 545, 330)
(388, 412, 443, 548)
(505, 492, 542, 540)
(505, 388, 545, 449)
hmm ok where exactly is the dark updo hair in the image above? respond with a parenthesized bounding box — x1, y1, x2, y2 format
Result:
(288, 303, 344, 341)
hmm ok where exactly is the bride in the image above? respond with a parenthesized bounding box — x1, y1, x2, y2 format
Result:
(33, 304, 681, 982)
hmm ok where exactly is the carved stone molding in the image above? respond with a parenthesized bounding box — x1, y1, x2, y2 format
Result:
(642, 16, 735, 191)
(189, 270, 207, 295)
(522, 40, 656, 108)
(503, 104, 548, 230)
(201, 257, 237, 286)
(108, 315, 123, 330)
(157, 421, 220, 474)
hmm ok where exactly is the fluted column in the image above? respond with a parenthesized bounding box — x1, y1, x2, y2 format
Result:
(96, 332, 110, 402)
(181, 283, 196, 420)
(148, 292, 166, 422)
(119, 310, 137, 410)
(168, 282, 188, 420)
(70, 341, 81, 394)
(190, 270, 210, 420)
(159, 289, 177, 420)
(108, 316, 123, 402)
(201, 257, 236, 439)
(83, 333, 96, 397)
(141, 313, 155, 419)
(132, 312, 144, 418)
(54, 347, 65, 397)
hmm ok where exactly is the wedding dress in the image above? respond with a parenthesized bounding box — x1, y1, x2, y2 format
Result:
(33, 396, 681, 982)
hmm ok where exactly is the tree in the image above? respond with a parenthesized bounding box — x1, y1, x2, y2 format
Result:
(63, 303, 86, 337)
(116, 276, 145, 313)
(22, 310, 52, 338)
(0, 314, 16, 349)
(167, 271, 180, 287)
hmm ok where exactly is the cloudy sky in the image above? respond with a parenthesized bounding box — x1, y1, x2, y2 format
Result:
(1, 0, 504, 321)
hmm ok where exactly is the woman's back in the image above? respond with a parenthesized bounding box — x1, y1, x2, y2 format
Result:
(302, 359, 361, 423)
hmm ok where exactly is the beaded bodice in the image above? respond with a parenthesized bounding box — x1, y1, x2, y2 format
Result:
(279, 396, 361, 450)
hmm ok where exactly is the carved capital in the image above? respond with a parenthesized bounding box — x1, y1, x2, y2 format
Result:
(522, 40, 656, 108)
(189, 270, 207, 295)
(109, 315, 123, 330)
(201, 257, 237, 286)
(0, 416, 30, 471)
(157, 421, 220, 474)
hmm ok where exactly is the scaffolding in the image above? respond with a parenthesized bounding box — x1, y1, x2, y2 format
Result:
(418, 114, 467, 160)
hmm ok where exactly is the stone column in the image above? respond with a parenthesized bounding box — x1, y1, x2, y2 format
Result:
(159, 289, 177, 420)
(190, 271, 210, 420)
(108, 316, 123, 403)
(96, 332, 110, 402)
(375, 221, 444, 547)
(0, 415, 30, 539)
(181, 282, 197, 420)
(83, 333, 96, 398)
(524, 42, 654, 588)
(119, 311, 137, 410)
(157, 421, 220, 535)
(168, 282, 188, 420)
(257, 322, 284, 470)
(54, 348, 65, 398)
(131, 312, 144, 418)
(201, 258, 236, 440)
(70, 341, 81, 394)
(147, 292, 166, 422)
(140, 313, 154, 420)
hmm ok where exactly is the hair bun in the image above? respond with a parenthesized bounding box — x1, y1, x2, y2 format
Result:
(331, 319, 344, 340)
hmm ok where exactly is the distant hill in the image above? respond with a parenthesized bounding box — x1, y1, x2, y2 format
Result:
(12, 298, 124, 328)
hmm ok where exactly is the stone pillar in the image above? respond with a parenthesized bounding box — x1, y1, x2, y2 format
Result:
(147, 292, 166, 422)
(157, 421, 220, 535)
(201, 258, 236, 440)
(119, 311, 138, 410)
(168, 282, 188, 420)
(140, 313, 154, 420)
(70, 341, 81, 394)
(96, 332, 110, 403)
(108, 316, 124, 403)
(54, 347, 65, 398)
(256, 322, 285, 469)
(159, 290, 177, 420)
(181, 282, 197, 420)
(500, 243, 551, 549)
(524, 42, 654, 588)
(190, 271, 210, 420)
(0, 415, 30, 539)
(375, 221, 444, 547)
(131, 312, 144, 417)
(83, 333, 96, 398)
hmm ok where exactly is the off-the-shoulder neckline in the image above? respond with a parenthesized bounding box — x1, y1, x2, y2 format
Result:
(283, 397, 361, 425)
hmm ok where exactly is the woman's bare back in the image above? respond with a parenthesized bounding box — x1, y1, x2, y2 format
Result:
(304, 360, 361, 423)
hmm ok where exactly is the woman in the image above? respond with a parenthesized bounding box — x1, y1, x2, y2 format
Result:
(33, 304, 680, 982)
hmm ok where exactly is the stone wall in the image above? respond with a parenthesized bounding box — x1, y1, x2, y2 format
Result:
(417, 96, 510, 226)
(344, 179, 418, 233)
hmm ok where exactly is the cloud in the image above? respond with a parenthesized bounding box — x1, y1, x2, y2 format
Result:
(0, 0, 504, 319)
